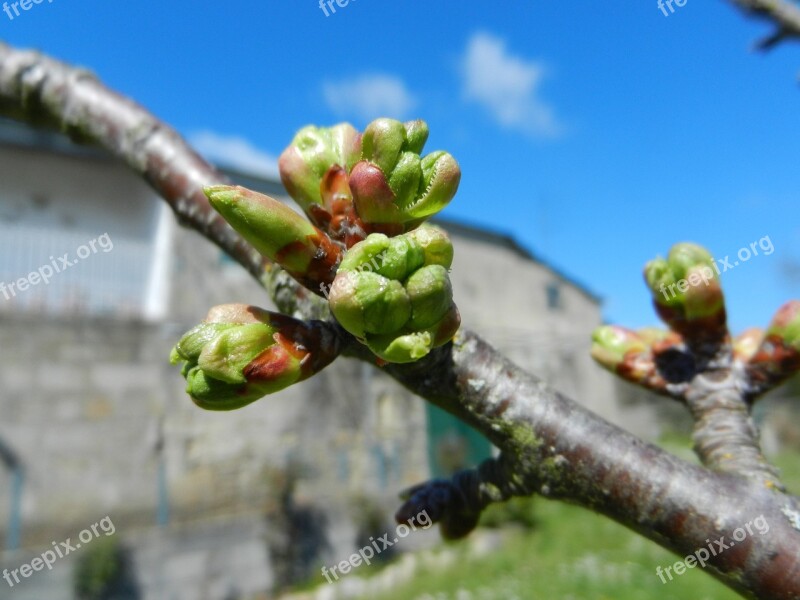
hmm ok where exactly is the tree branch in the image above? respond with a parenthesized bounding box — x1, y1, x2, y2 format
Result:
(681, 333, 782, 489)
(3, 41, 800, 598)
(725, 0, 800, 49)
(593, 316, 783, 488)
(379, 330, 800, 599)
(686, 363, 784, 491)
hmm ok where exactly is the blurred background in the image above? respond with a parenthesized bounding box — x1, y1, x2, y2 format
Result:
(0, 2, 799, 599)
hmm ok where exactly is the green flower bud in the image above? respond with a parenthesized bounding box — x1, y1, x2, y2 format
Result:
(169, 322, 235, 366)
(350, 118, 460, 226)
(668, 243, 714, 280)
(327, 271, 412, 338)
(170, 304, 340, 410)
(644, 242, 725, 336)
(406, 265, 453, 329)
(337, 232, 425, 280)
(329, 227, 460, 363)
(205, 185, 342, 291)
(198, 324, 277, 384)
(278, 123, 361, 213)
(405, 224, 454, 268)
(645, 243, 714, 306)
(590, 324, 676, 392)
(365, 304, 461, 363)
(746, 302, 800, 390)
(590, 325, 648, 373)
(366, 331, 433, 363)
(643, 258, 675, 304)
(361, 118, 407, 175)
(765, 300, 800, 351)
(403, 119, 429, 153)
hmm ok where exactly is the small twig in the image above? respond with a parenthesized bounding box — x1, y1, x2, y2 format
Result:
(686, 367, 784, 490)
(726, 0, 800, 49)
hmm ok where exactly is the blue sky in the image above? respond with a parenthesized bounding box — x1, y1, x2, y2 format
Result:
(3, 0, 800, 333)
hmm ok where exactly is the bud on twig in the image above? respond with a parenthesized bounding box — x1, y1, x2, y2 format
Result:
(205, 185, 342, 290)
(644, 242, 726, 339)
(591, 325, 688, 394)
(328, 224, 460, 363)
(764, 300, 800, 351)
(349, 118, 460, 227)
(278, 123, 361, 214)
(278, 122, 366, 246)
(591, 325, 649, 374)
(746, 301, 800, 392)
(170, 304, 340, 410)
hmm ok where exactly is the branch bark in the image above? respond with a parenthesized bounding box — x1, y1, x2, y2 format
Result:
(3, 41, 800, 599)
(685, 359, 783, 491)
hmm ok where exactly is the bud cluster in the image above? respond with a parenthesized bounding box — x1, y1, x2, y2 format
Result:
(329, 225, 460, 363)
(279, 118, 461, 245)
(170, 304, 339, 410)
(172, 118, 463, 410)
(644, 242, 726, 338)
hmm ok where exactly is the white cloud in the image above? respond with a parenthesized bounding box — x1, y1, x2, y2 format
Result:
(323, 74, 417, 122)
(460, 32, 564, 138)
(188, 130, 279, 178)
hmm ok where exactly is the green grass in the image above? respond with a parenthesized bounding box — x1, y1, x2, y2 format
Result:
(352, 437, 799, 600)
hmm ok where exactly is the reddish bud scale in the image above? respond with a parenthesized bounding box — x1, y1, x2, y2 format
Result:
(318, 165, 425, 239)
(592, 325, 685, 395)
(770, 300, 800, 331)
(275, 231, 342, 290)
(431, 305, 462, 347)
(347, 165, 433, 237)
(243, 343, 294, 383)
(653, 301, 727, 341)
(350, 161, 398, 222)
(266, 315, 341, 378)
(362, 222, 408, 238)
(305, 165, 370, 249)
(747, 335, 800, 389)
(743, 302, 800, 392)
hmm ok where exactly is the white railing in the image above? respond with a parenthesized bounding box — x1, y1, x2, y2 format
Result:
(0, 223, 153, 319)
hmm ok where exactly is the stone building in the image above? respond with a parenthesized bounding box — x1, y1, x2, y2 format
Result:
(0, 119, 651, 599)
